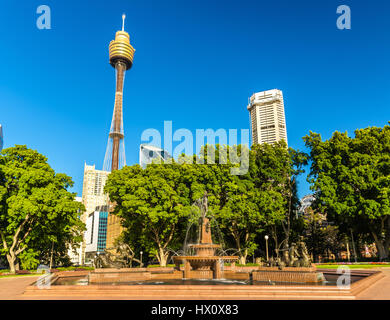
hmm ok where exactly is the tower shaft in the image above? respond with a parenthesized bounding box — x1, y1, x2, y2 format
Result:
(110, 61, 126, 171)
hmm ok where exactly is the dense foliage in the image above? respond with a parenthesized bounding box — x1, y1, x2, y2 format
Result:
(105, 142, 307, 265)
(0, 146, 85, 272)
(304, 124, 390, 260)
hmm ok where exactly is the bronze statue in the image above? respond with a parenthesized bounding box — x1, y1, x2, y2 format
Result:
(267, 257, 277, 267)
(266, 237, 312, 269)
(93, 242, 144, 268)
(288, 243, 300, 267)
(282, 242, 290, 266)
(296, 237, 311, 267)
(276, 256, 285, 270)
(93, 251, 120, 268)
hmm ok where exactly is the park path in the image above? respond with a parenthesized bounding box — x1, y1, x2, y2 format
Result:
(0, 269, 390, 300)
(356, 268, 390, 300)
(0, 276, 39, 299)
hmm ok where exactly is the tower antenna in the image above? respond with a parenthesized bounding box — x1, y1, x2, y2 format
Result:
(122, 13, 126, 31)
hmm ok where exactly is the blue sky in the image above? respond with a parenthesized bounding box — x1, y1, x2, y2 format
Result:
(1, 0, 389, 197)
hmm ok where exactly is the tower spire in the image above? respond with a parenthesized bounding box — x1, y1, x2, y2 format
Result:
(122, 13, 126, 31)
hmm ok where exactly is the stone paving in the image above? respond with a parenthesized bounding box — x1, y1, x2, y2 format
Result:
(356, 268, 390, 300)
(0, 276, 39, 300)
(0, 269, 390, 300)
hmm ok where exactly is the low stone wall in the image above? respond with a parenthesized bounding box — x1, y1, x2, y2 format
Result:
(223, 271, 250, 280)
(56, 270, 90, 277)
(94, 268, 149, 273)
(257, 266, 317, 272)
(186, 270, 213, 279)
(225, 266, 258, 273)
(252, 269, 320, 283)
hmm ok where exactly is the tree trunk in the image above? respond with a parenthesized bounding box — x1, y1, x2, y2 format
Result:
(232, 231, 244, 264)
(157, 247, 168, 267)
(49, 240, 54, 269)
(372, 232, 389, 261)
(6, 254, 17, 274)
(271, 226, 278, 256)
(239, 249, 248, 265)
(346, 240, 351, 262)
(350, 230, 358, 263)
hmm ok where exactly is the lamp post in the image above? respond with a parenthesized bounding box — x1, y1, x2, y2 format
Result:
(140, 251, 143, 267)
(265, 235, 269, 261)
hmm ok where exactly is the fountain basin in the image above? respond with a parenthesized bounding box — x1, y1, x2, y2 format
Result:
(23, 269, 385, 300)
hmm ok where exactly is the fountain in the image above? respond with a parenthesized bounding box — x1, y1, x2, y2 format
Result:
(23, 193, 385, 299)
(172, 192, 238, 279)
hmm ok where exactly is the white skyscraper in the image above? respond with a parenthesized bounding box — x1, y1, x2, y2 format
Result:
(247, 89, 288, 146)
(80, 164, 110, 264)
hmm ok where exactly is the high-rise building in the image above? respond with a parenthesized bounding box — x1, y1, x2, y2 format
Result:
(81, 164, 110, 218)
(67, 196, 84, 265)
(0, 125, 3, 151)
(139, 144, 172, 169)
(104, 15, 135, 250)
(298, 194, 315, 216)
(247, 89, 288, 146)
(81, 164, 110, 263)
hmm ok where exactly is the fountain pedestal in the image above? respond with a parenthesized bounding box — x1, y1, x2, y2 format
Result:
(173, 215, 238, 279)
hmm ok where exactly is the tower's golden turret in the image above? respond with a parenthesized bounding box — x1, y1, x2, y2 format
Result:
(108, 14, 135, 70)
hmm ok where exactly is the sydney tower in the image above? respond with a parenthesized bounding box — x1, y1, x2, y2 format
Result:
(105, 15, 135, 250)
(103, 14, 135, 172)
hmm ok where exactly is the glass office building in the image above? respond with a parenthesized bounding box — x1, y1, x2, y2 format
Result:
(85, 207, 109, 263)
(97, 211, 108, 253)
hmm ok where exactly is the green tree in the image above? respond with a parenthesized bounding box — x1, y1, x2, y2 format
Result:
(195, 145, 264, 264)
(250, 141, 307, 255)
(200, 143, 306, 264)
(303, 208, 342, 262)
(105, 142, 307, 266)
(219, 178, 264, 264)
(104, 163, 192, 266)
(0, 145, 85, 273)
(304, 124, 390, 260)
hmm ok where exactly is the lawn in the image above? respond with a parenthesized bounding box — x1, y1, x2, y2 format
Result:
(316, 263, 390, 269)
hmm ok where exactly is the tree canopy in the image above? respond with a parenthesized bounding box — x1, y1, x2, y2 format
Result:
(105, 142, 307, 265)
(0, 145, 85, 272)
(304, 124, 390, 260)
